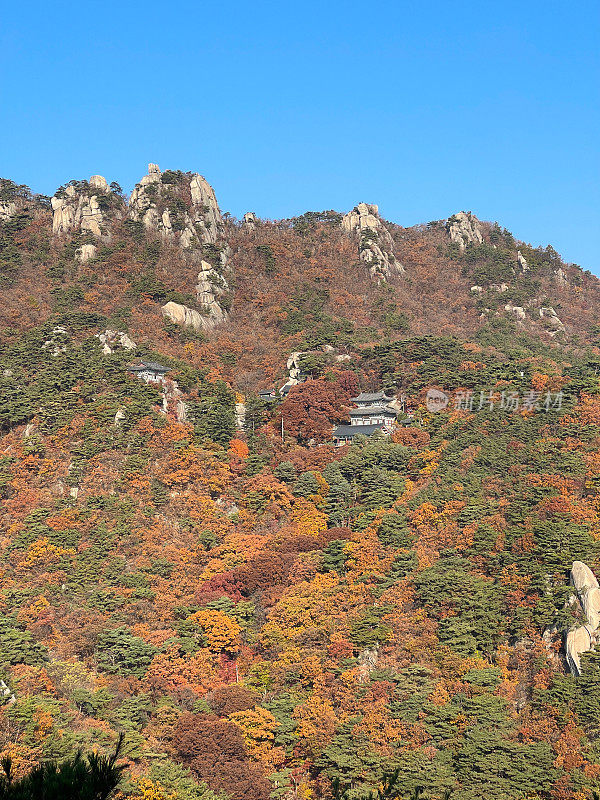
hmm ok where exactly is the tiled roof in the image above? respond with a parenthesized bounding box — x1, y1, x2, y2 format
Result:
(351, 391, 393, 403)
(333, 423, 386, 438)
(349, 405, 397, 416)
(128, 360, 169, 373)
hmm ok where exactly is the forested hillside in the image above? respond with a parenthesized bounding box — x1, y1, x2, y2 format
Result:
(1, 166, 600, 800)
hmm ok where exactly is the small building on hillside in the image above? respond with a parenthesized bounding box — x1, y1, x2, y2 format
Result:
(128, 360, 169, 383)
(279, 380, 299, 397)
(333, 390, 399, 445)
(348, 404, 397, 427)
(351, 390, 395, 407)
(259, 390, 278, 403)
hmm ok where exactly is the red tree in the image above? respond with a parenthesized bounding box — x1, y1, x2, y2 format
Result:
(277, 378, 348, 443)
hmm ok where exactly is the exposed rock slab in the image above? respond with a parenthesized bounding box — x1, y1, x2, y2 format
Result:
(161, 300, 226, 332)
(517, 250, 529, 272)
(566, 561, 600, 675)
(0, 201, 17, 221)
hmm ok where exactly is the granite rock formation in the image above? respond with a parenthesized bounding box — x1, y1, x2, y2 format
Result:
(565, 561, 600, 675)
(51, 176, 117, 237)
(447, 211, 484, 251)
(243, 211, 257, 230)
(342, 203, 404, 282)
(96, 330, 137, 355)
(128, 163, 222, 247)
(130, 164, 230, 330)
(0, 201, 18, 221)
(539, 306, 565, 335)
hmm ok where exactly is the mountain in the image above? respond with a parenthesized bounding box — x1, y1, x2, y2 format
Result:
(1, 165, 600, 799)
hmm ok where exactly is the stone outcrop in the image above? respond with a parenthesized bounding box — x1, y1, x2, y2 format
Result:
(129, 163, 222, 247)
(554, 267, 569, 286)
(565, 561, 600, 675)
(447, 211, 484, 251)
(195, 259, 228, 328)
(130, 164, 230, 331)
(0, 201, 17, 221)
(0, 679, 15, 706)
(287, 351, 304, 382)
(539, 306, 565, 335)
(96, 329, 136, 355)
(342, 203, 404, 282)
(235, 401, 246, 429)
(498, 301, 566, 337)
(517, 250, 529, 272)
(51, 176, 115, 237)
(243, 211, 257, 230)
(76, 243, 97, 263)
(161, 380, 189, 423)
(42, 326, 69, 356)
(504, 303, 527, 321)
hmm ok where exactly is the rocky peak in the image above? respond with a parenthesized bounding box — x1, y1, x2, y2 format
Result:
(342, 203, 404, 283)
(447, 211, 484, 250)
(129, 164, 231, 334)
(51, 175, 118, 237)
(89, 175, 109, 192)
(128, 163, 222, 248)
(243, 211, 257, 230)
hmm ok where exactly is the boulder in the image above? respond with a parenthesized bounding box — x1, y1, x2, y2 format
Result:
(504, 303, 527, 321)
(447, 211, 484, 250)
(161, 300, 225, 332)
(89, 175, 109, 191)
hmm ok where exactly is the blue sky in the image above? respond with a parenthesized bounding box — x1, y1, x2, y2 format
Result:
(1, 0, 598, 270)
